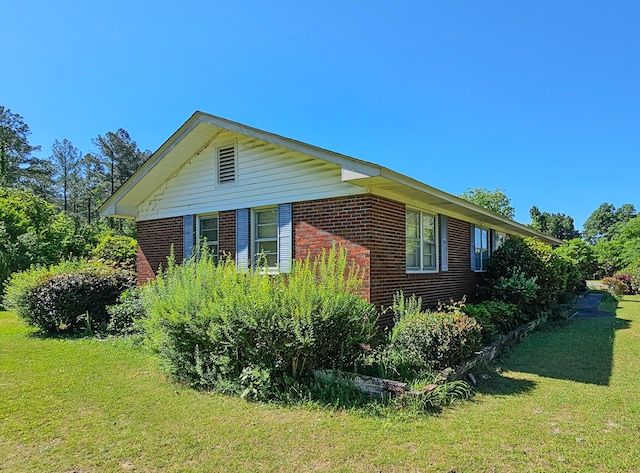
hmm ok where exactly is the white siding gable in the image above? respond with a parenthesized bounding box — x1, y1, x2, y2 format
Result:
(137, 131, 365, 221)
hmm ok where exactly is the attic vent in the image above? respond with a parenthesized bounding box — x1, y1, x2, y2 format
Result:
(217, 146, 236, 184)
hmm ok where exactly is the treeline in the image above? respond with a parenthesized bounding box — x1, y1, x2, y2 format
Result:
(461, 188, 639, 280)
(1, 106, 142, 290)
(0, 105, 148, 230)
(531, 202, 639, 280)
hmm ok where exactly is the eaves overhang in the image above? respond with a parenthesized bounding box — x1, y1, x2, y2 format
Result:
(99, 111, 564, 246)
(341, 167, 564, 246)
(98, 111, 382, 219)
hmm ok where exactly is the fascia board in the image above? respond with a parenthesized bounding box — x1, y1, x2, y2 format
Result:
(378, 167, 564, 246)
(98, 112, 205, 215)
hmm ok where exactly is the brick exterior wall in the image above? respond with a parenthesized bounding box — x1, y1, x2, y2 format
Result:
(293, 195, 483, 326)
(218, 210, 236, 259)
(368, 205, 484, 325)
(294, 195, 374, 300)
(136, 195, 484, 326)
(136, 216, 184, 284)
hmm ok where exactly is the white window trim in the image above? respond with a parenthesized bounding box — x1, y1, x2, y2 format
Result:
(215, 140, 238, 187)
(406, 208, 439, 274)
(196, 213, 219, 259)
(251, 206, 279, 272)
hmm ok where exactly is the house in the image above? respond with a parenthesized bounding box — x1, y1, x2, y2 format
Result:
(100, 111, 562, 324)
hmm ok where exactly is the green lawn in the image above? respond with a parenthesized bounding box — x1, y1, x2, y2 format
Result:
(1, 297, 639, 472)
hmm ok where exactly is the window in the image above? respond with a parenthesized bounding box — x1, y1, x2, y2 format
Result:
(253, 207, 278, 268)
(406, 209, 438, 272)
(474, 226, 490, 271)
(198, 215, 219, 261)
(217, 145, 236, 184)
(238, 204, 291, 273)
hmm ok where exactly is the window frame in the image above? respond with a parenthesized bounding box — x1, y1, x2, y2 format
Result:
(406, 208, 439, 274)
(252, 206, 279, 270)
(473, 226, 490, 272)
(196, 213, 219, 261)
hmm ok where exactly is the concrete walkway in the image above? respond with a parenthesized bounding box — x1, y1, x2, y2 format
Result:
(571, 292, 612, 318)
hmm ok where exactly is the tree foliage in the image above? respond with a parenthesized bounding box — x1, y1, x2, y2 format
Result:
(0, 187, 89, 291)
(93, 129, 149, 195)
(582, 202, 636, 244)
(0, 106, 50, 194)
(555, 238, 599, 280)
(529, 206, 580, 240)
(0, 105, 155, 290)
(459, 187, 515, 219)
(593, 215, 640, 276)
(51, 139, 81, 212)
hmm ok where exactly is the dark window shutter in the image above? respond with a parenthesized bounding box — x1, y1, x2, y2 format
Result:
(440, 215, 448, 271)
(277, 203, 292, 273)
(183, 215, 195, 259)
(236, 209, 249, 270)
(490, 229, 498, 252)
(470, 224, 476, 271)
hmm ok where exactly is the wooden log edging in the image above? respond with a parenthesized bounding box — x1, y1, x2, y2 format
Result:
(344, 316, 550, 397)
(345, 300, 578, 396)
(450, 314, 549, 382)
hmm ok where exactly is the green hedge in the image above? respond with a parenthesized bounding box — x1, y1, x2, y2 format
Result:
(93, 234, 137, 269)
(3, 260, 135, 335)
(140, 246, 377, 397)
(485, 236, 584, 315)
(462, 301, 524, 344)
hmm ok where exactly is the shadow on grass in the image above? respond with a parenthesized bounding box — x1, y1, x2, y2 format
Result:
(473, 369, 537, 397)
(495, 317, 631, 386)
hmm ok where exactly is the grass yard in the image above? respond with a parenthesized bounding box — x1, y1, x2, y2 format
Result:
(1, 297, 639, 472)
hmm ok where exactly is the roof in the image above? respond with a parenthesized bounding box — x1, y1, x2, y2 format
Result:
(99, 111, 563, 246)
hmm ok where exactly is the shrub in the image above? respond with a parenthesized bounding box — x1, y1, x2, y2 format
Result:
(93, 234, 137, 269)
(3, 260, 135, 335)
(489, 270, 539, 311)
(485, 236, 584, 314)
(140, 246, 377, 397)
(463, 301, 523, 344)
(384, 309, 482, 377)
(602, 277, 628, 296)
(611, 274, 633, 295)
(106, 288, 145, 335)
(460, 303, 494, 340)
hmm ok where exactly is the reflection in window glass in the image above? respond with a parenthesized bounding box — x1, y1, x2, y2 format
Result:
(406, 210, 437, 271)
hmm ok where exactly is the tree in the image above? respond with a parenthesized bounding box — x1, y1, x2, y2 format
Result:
(555, 238, 599, 280)
(74, 152, 109, 225)
(93, 129, 149, 195)
(0, 106, 48, 191)
(51, 139, 81, 212)
(582, 202, 637, 244)
(529, 206, 580, 240)
(0, 187, 87, 291)
(459, 187, 515, 219)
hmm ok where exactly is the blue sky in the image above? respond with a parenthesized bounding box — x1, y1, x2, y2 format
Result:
(3, 1, 639, 229)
